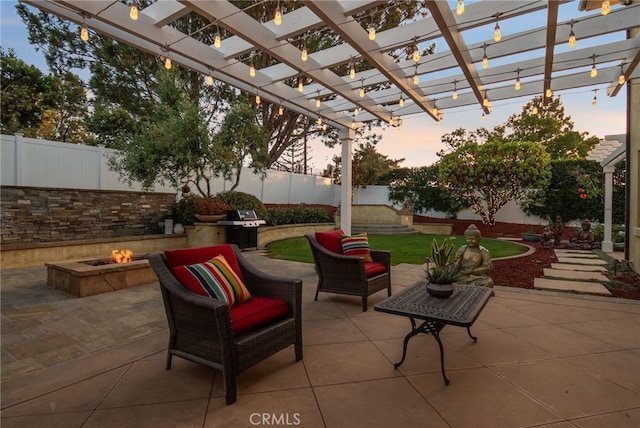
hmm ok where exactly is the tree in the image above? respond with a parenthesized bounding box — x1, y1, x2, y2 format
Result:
(107, 71, 233, 196)
(521, 159, 606, 223)
(386, 165, 469, 216)
(504, 96, 599, 159)
(439, 140, 551, 226)
(1, 48, 56, 136)
(332, 142, 403, 187)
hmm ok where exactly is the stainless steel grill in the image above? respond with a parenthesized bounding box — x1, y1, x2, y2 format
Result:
(218, 210, 265, 249)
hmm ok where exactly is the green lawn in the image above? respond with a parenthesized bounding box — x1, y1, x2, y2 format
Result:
(265, 234, 527, 265)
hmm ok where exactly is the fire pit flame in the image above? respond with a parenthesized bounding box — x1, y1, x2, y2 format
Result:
(111, 249, 133, 263)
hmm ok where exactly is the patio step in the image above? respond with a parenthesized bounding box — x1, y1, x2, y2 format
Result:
(534, 249, 612, 296)
(351, 224, 419, 235)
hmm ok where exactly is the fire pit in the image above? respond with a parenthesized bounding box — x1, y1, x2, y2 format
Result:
(46, 249, 157, 297)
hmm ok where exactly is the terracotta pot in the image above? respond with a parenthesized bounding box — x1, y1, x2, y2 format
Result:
(195, 214, 226, 222)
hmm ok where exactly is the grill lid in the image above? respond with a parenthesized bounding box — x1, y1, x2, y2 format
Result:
(226, 209, 258, 221)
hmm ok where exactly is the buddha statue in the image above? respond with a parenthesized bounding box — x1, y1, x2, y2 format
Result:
(454, 224, 494, 288)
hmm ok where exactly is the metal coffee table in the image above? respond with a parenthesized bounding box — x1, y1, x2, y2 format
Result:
(374, 282, 493, 385)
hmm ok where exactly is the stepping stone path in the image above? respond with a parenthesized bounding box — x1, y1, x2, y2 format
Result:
(534, 249, 612, 296)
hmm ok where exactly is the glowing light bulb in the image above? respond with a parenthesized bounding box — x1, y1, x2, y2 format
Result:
(481, 113, 486, 122)
(165, 57, 172, 70)
(452, 90, 458, 100)
(316, 98, 321, 108)
(80, 25, 89, 41)
(213, 32, 221, 48)
(349, 66, 355, 79)
(354, 108, 359, 116)
(483, 96, 489, 107)
(278, 105, 284, 115)
(298, 81, 304, 92)
(255, 94, 261, 104)
(493, 22, 501, 42)
(322, 124, 327, 131)
(545, 88, 552, 98)
(457, 0, 465, 16)
(351, 121, 356, 129)
(274, 7, 282, 25)
(515, 78, 521, 91)
(601, 0, 610, 15)
(206, 75, 213, 86)
(532, 106, 538, 114)
(590, 64, 598, 78)
(568, 31, 576, 47)
(592, 95, 597, 106)
(482, 54, 488, 69)
(368, 24, 375, 41)
(399, 98, 404, 107)
(130, 4, 139, 20)
(249, 64, 256, 77)
(412, 47, 420, 62)
(317, 117, 322, 125)
(359, 87, 365, 98)
(618, 74, 625, 85)
(301, 47, 308, 62)
(436, 120, 440, 126)
(412, 74, 419, 85)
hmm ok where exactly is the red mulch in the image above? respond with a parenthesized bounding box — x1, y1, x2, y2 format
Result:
(417, 216, 640, 301)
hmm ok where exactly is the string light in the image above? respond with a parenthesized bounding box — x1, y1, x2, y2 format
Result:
(456, 0, 465, 16)
(80, 25, 89, 41)
(249, 63, 256, 77)
(483, 91, 489, 107)
(298, 81, 304, 92)
(129, 1, 139, 20)
(316, 98, 321, 108)
(452, 80, 458, 100)
(274, 1, 282, 25)
(213, 28, 222, 48)
(532, 106, 538, 114)
(568, 20, 576, 47)
(545, 87, 553, 98)
(278, 105, 284, 115)
(412, 37, 420, 62)
(399, 97, 405, 107)
(592, 89, 598, 106)
(618, 62, 626, 85)
(359, 78, 365, 98)
(301, 37, 308, 62)
(354, 107, 359, 116)
(590, 55, 598, 78)
(412, 65, 419, 85)
(206, 74, 214, 86)
(322, 123, 327, 132)
(481, 112, 486, 122)
(493, 20, 501, 42)
(601, 0, 610, 15)
(317, 117, 322, 125)
(255, 94, 261, 105)
(482, 44, 488, 69)
(368, 22, 376, 41)
(514, 69, 521, 90)
(349, 64, 356, 79)
(164, 57, 172, 70)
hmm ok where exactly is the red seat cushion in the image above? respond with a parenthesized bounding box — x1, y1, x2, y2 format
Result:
(165, 245, 243, 281)
(364, 261, 387, 277)
(230, 297, 290, 335)
(315, 229, 344, 254)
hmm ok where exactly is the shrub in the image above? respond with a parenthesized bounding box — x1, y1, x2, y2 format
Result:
(266, 207, 332, 225)
(174, 197, 196, 225)
(213, 191, 268, 219)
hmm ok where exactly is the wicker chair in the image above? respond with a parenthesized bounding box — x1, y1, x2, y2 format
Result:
(147, 245, 302, 405)
(306, 234, 391, 312)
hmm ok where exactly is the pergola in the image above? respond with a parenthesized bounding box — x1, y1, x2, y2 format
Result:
(22, 1, 640, 253)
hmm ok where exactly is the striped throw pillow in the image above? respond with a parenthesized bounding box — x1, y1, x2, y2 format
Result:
(341, 233, 373, 262)
(172, 255, 252, 306)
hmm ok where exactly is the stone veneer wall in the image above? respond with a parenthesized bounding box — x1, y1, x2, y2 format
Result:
(1, 186, 176, 245)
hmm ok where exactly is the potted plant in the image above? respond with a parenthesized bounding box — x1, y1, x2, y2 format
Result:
(425, 238, 459, 298)
(521, 228, 542, 242)
(193, 197, 231, 222)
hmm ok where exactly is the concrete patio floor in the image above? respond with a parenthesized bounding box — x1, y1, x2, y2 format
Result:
(1, 250, 640, 427)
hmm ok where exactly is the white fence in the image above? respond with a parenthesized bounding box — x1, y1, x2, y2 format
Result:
(0, 134, 546, 225)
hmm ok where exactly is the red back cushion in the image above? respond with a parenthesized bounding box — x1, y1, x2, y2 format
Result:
(165, 245, 243, 280)
(315, 229, 344, 254)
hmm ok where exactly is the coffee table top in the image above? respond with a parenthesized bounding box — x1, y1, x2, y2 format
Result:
(374, 282, 493, 327)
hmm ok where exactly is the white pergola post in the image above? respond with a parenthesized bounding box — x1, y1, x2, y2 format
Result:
(339, 127, 354, 235)
(601, 164, 615, 252)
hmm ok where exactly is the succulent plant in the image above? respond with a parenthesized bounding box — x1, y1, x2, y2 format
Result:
(425, 238, 459, 285)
